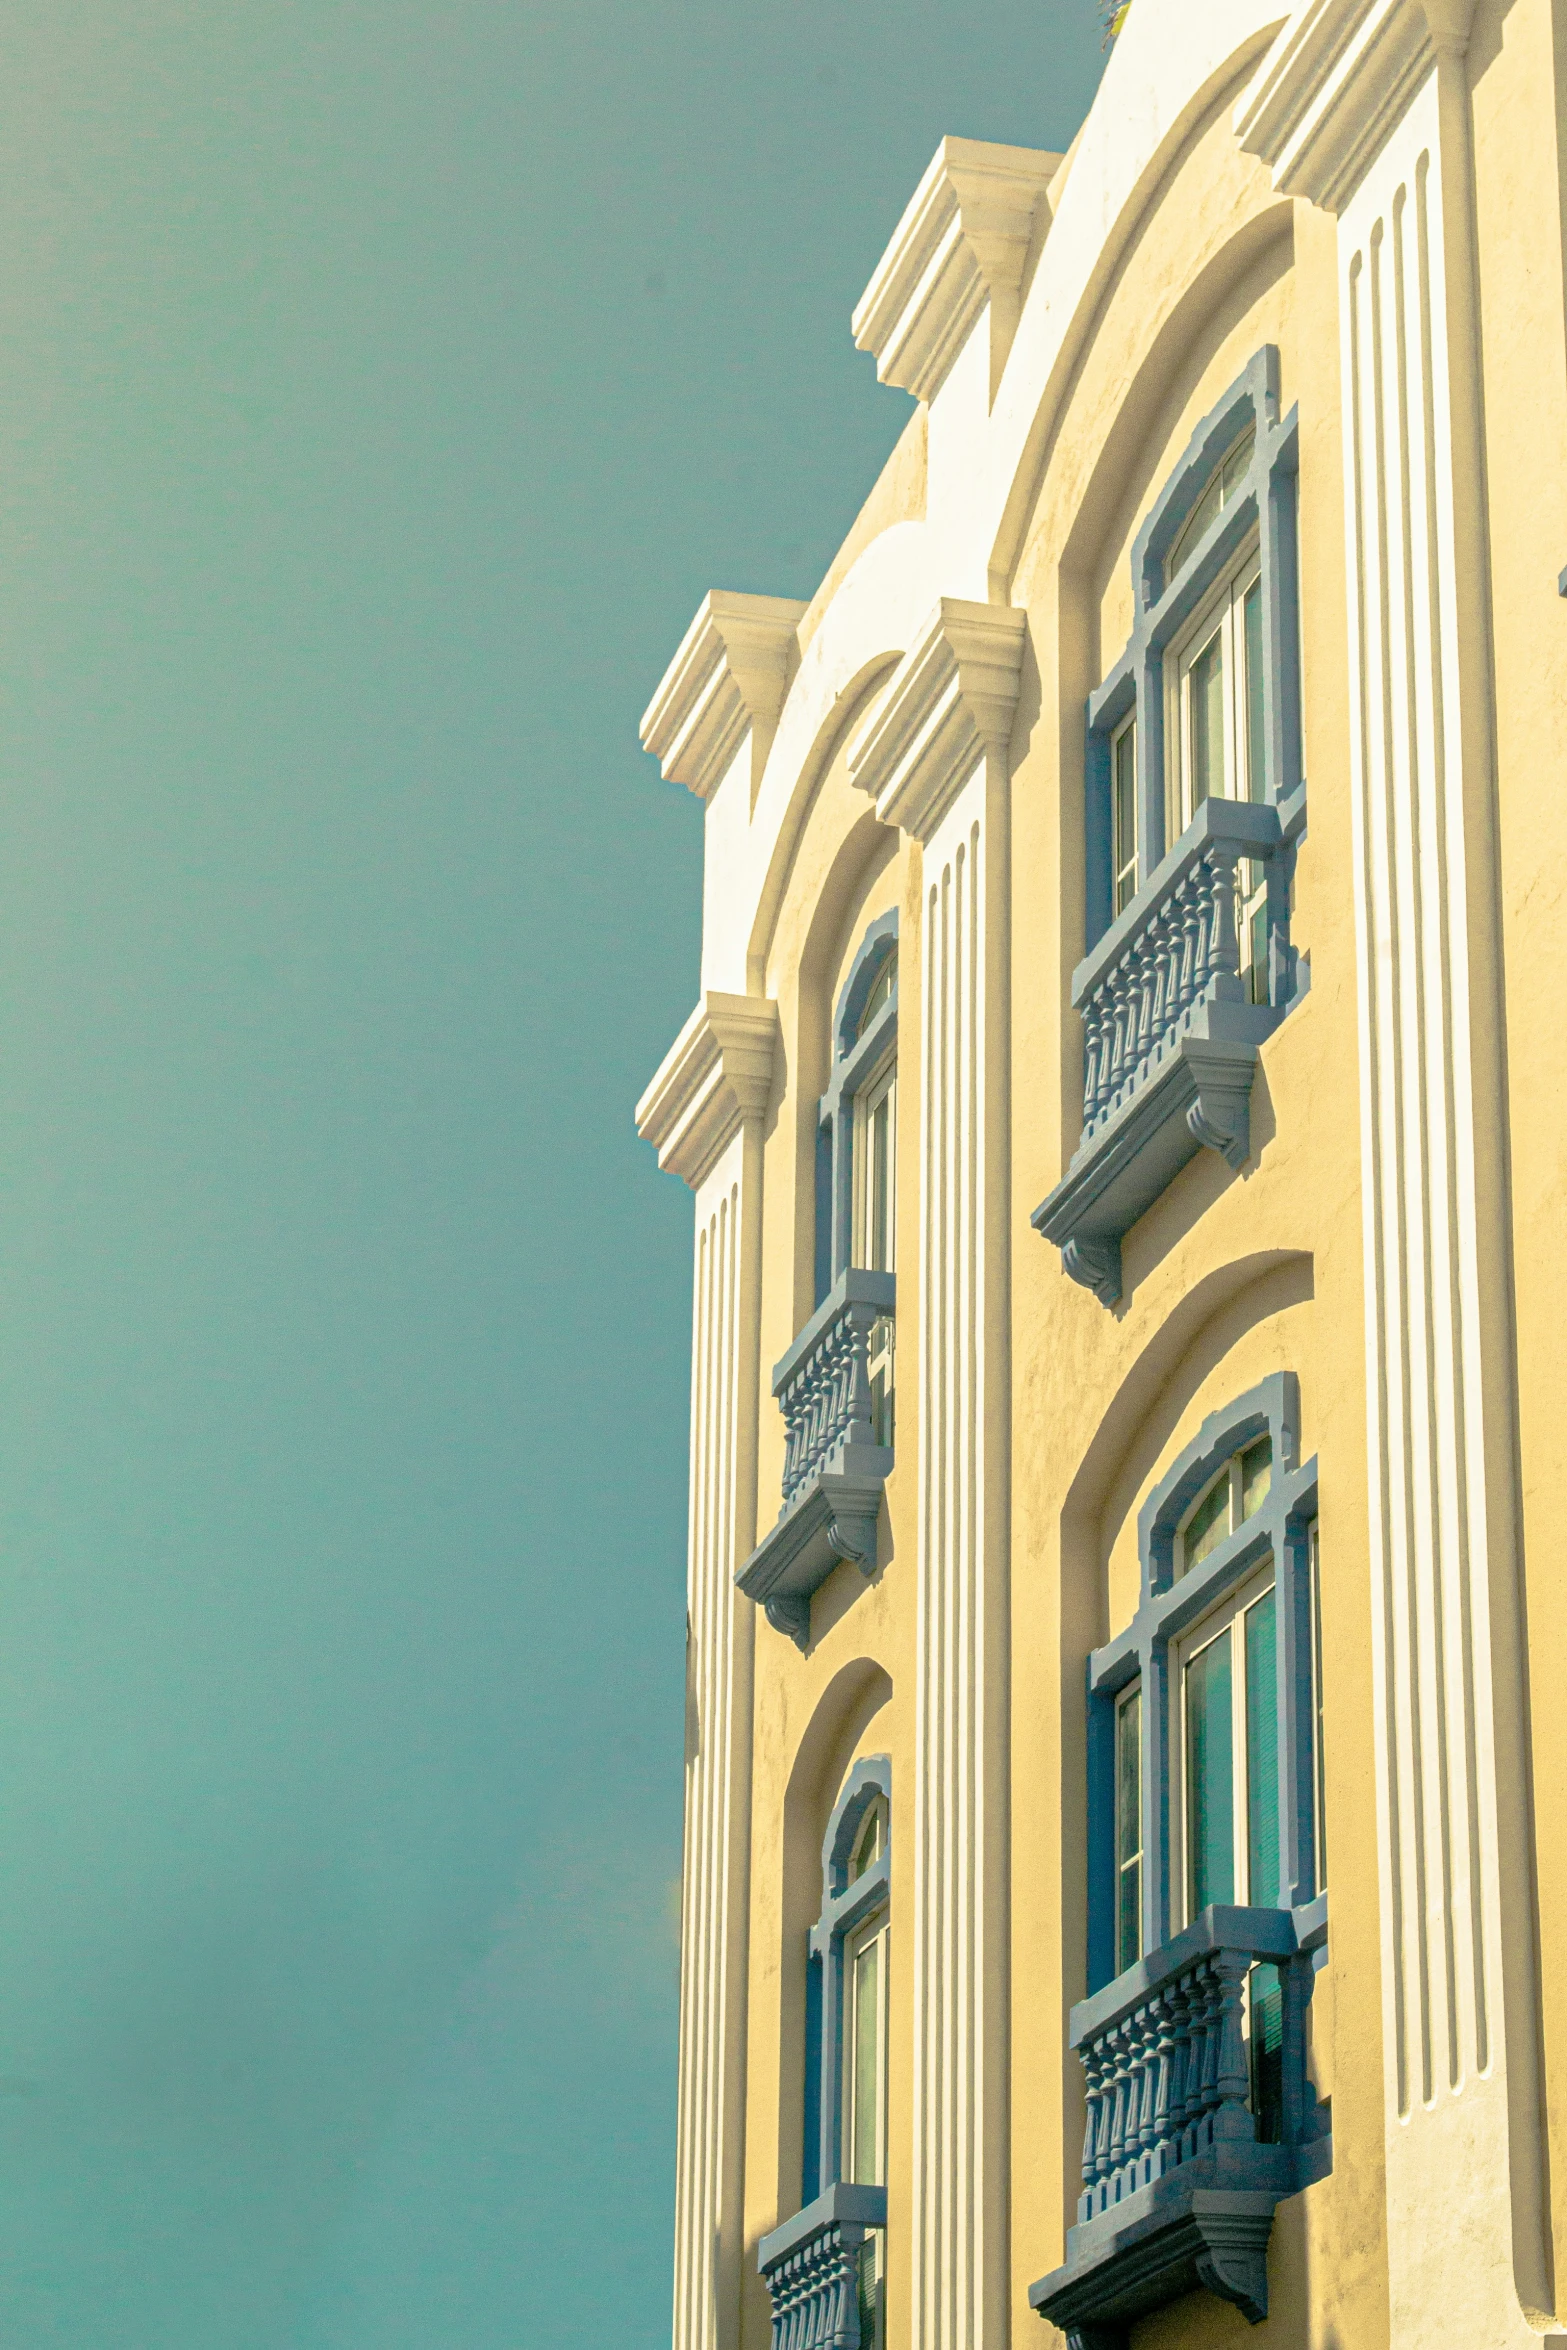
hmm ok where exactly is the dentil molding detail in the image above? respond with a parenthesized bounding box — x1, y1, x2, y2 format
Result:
(635, 992, 779, 1190)
(852, 136, 1062, 406)
(640, 590, 807, 802)
(849, 597, 1027, 841)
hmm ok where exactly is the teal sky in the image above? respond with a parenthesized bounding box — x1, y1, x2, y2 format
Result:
(0, 7, 1103, 2344)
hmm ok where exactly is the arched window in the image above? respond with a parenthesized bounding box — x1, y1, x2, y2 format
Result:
(1088, 1373, 1322, 1992)
(816, 913, 898, 1296)
(815, 911, 898, 1444)
(1032, 1378, 1328, 2344)
(801, 1756, 891, 2347)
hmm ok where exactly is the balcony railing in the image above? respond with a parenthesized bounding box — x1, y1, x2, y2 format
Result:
(1033, 791, 1303, 1308)
(758, 2183, 886, 2350)
(737, 1270, 895, 1651)
(1029, 1900, 1329, 2340)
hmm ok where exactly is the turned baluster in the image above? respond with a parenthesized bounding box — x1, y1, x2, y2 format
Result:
(1149, 910, 1174, 1063)
(1103, 962, 1129, 1113)
(1132, 2011, 1160, 2171)
(1207, 843, 1242, 994)
(1189, 1959, 1222, 2138)
(1211, 1948, 1257, 2141)
(844, 1305, 873, 1442)
(1166, 1969, 1197, 2154)
(1104, 2021, 1132, 2188)
(1078, 2039, 1106, 2210)
(1173, 876, 1200, 1029)
(1148, 1986, 1177, 2169)
(1080, 995, 1104, 1131)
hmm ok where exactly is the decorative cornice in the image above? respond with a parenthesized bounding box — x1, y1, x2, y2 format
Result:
(1235, 0, 1436, 213)
(848, 598, 1027, 842)
(635, 992, 779, 1190)
(640, 590, 807, 802)
(851, 137, 1062, 405)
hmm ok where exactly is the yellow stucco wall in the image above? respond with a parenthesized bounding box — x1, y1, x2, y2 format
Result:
(647, 5, 1567, 2344)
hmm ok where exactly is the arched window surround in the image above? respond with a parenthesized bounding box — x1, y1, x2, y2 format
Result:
(803, 1754, 892, 2206)
(1083, 342, 1305, 950)
(1085, 1371, 1321, 1992)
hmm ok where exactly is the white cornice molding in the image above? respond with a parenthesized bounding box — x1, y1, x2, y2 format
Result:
(635, 992, 779, 1190)
(641, 591, 808, 803)
(1235, 0, 1438, 212)
(849, 599, 1027, 842)
(852, 137, 1063, 406)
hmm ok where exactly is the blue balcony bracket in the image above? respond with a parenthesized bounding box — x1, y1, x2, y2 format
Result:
(737, 1269, 895, 1651)
(1029, 1899, 1330, 2348)
(758, 2183, 887, 2350)
(1032, 791, 1305, 1308)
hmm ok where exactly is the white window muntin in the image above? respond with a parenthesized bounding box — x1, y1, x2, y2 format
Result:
(1176, 1431, 1272, 1580)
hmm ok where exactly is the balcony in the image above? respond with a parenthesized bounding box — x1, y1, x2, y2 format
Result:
(1032, 792, 1303, 1308)
(737, 1269, 895, 1651)
(758, 2183, 886, 2350)
(1029, 1900, 1329, 2345)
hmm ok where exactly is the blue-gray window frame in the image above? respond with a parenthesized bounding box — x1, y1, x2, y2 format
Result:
(802, 1753, 892, 2206)
(1084, 345, 1303, 965)
(815, 911, 899, 1308)
(1084, 1373, 1320, 1994)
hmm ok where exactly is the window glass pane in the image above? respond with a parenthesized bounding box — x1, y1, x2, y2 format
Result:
(1243, 577, 1265, 801)
(1113, 721, 1137, 914)
(869, 1087, 892, 1271)
(1245, 1587, 1280, 1908)
(849, 1799, 886, 1881)
(1181, 1467, 1231, 1575)
(1165, 423, 1256, 584)
(1185, 1628, 1235, 1912)
(1249, 1961, 1285, 2144)
(1189, 630, 1224, 810)
(1115, 1686, 1142, 1975)
(857, 2239, 884, 2350)
(1239, 1436, 1272, 1522)
(1221, 425, 1256, 501)
(858, 953, 896, 1036)
(850, 1932, 883, 2184)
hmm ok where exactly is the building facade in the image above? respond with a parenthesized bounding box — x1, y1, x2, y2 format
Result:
(634, 0, 1567, 2342)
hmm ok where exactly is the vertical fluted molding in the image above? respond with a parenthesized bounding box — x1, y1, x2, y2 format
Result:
(911, 758, 1009, 2350)
(1340, 59, 1553, 2341)
(671, 1117, 763, 2350)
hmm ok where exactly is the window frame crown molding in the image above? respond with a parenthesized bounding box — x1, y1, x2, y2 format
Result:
(640, 589, 808, 802)
(635, 990, 779, 1189)
(851, 135, 1062, 405)
(849, 597, 1027, 842)
(1234, 0, 1445, 212)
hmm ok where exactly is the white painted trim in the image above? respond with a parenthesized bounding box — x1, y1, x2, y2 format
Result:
(852, 137, 1061, 407)
(641, 591, 807, 803)
(636, 993, 779, 1191)
(849, 599, 1026, 844)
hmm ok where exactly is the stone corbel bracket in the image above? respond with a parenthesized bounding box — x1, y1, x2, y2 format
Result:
(640, 589, 807, 804)
(852, 136, 1062, 406)
(849, 596, 1028, 842)
(635, 991, 779, 1191)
